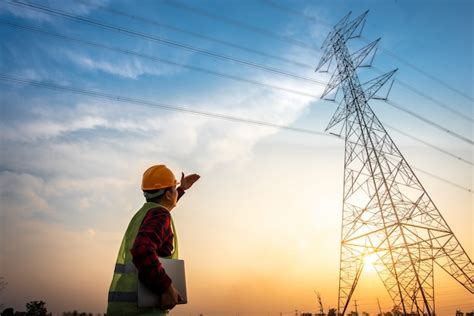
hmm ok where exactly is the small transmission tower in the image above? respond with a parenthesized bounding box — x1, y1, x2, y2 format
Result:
(315, 11, 474, 316)
(314, 290, 325, 315)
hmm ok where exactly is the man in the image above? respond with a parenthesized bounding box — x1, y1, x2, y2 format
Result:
(107, 164, 200, 315)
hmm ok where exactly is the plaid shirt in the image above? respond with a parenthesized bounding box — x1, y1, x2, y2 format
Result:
(130, 188, 184, 294)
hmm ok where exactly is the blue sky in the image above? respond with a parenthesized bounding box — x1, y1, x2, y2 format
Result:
(0, 0, 473, 315)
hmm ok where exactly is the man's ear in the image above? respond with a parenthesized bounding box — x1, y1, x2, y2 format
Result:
(164, 189, 172, 201)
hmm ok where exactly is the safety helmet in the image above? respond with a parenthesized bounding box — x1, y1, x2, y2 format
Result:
(142, 164, 179, 191)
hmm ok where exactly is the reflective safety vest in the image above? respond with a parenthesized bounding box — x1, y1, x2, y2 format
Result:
(107, 202, 179, 316)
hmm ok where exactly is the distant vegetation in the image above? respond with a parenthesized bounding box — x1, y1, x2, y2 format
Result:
(1, 300, 104, 316)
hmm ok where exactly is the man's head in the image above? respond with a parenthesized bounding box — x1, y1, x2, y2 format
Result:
(142, 165, 179, 210)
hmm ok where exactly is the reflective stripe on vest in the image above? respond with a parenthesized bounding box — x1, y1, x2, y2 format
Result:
(108, 291, 138, 302)
(107, 202, 179, 312)
(114, 262, 137, 274)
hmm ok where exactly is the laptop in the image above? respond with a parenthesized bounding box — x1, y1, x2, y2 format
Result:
(138, 258, 187, 307)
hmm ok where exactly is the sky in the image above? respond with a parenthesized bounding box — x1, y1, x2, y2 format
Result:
(0, 0, 473, 315)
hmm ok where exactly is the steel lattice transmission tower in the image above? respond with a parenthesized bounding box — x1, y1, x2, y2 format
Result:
(315, 11, 474, 316)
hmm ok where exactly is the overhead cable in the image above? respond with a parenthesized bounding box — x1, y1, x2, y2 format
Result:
(0, 19, 320, 99)
(4, 0, 327, 86)
(74, 0, 314, 69)
(371, 66, 473, 123)
(261, 0, 474, 102)
(161, 0, 319, 52)
(384, 123, 473, 166)
(7, 0, 469, 145)
(384, 100, 474, 146)
(4, 20, 472, 168)
(79, 0, 473, 124)
(0, 74, 330, 137)
(411, 167, 472, 194)
(3, 21, 471, 167)
(74, 0, 473, 126)
(365, 36, 474, 103)
(0, 74, 471, 194)
(4, 2, 473, 151)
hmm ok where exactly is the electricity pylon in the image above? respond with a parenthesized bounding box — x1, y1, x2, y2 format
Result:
(315, 11, 474, 316)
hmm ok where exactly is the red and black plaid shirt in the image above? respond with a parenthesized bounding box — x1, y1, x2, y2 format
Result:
(130, 188, 184, 294)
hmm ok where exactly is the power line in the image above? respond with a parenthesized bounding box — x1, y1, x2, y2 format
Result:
(0, 73, 329, 137)
(3, 6, 471, 164)
(4, 20, 472, 169)
(411, 166, 472, 194)
(79, 0, 473, 124)
(1, 74, 472, 194)
(7, 1, 472, 143)
(161, 0, 319, 52)
(363, 36, 474, 103)
(260, 0, 474, 102)
(74, 0, 314, 69)
(4, 4, 471, 153)
(384, 122, 473, 166)
(384, 100, 473, 146)
(371, 66, 473, 123)
(4, 0, 327, 86)
(8, 0, 471, 145)
(0, 19, 320, 99)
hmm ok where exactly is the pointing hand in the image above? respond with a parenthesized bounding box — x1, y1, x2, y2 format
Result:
(179, 172, 200, 191)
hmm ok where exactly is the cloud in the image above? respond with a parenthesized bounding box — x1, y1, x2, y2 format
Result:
(0, 115, 107, 142)
(0, 6, 334, 312)
(302, 6, 333, 42)
(62, 49, 187, 79)
(0, 171, 53, 216)
(0, 66, 329, 245)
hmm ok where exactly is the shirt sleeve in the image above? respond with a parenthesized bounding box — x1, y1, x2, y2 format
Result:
(131, 208, 172, 294)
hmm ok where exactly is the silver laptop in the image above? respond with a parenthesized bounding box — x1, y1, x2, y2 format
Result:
(138, 258, 187, 307)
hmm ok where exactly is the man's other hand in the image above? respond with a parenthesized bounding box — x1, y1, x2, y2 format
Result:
(160, 284, 180, 310)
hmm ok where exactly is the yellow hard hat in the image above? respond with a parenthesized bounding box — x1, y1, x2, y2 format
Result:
(142, 165, 179, 191)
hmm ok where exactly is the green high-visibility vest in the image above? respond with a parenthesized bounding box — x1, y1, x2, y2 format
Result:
(107, 202, 179, 316)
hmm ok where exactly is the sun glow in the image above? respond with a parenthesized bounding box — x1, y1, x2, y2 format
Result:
(363, 253, 379, 273)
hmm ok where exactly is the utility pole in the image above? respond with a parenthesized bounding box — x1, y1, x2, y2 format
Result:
(354, 299, 358, 315)
(377, 297, 382, 316)
(316, 10, 474, 316)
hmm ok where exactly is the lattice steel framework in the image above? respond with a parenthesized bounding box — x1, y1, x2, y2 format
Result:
(315, 11, 474, 316)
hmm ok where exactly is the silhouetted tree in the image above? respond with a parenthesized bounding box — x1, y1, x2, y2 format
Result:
(391, 305, 402, 316)
(0, 277, 7, 311)
(26, 301, 47, 316)
(1, 308, 14, 316)
(328, 308, 337, 316)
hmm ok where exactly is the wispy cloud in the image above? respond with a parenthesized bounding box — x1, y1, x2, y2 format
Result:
(62, 48, 189, 79)
(0, 171, 53, 215)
